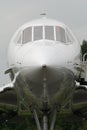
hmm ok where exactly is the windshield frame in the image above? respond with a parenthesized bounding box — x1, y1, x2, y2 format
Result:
(15, 25, 75, 44)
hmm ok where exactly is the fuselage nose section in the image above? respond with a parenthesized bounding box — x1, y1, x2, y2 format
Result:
(15, 44, 77, 83)
(17, 46, 67, 84)
(20, 46, 64, 68)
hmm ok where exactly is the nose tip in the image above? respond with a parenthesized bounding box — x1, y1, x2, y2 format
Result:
(42, 65, 47, 69)
(21, 47, 60, 67)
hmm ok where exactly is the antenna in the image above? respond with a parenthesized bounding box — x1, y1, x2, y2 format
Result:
(40, 13, 47, 17)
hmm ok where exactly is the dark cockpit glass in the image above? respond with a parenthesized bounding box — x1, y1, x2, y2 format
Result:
(16, 25, 74, 44)
(22, 27, 32, 44)
(56, 26, 66, 43)
(34, 26, 43, 41)
(45, 26, 54, 40)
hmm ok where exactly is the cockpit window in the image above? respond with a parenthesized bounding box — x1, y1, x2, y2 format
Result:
(17, 34, 21, 44)
(34, 26, 43, 41)
(22, 27, 32, 44)
(16, 25, 75, 45)
(66, 28, 74, 43)
(56, 26, 66, 43)
(45, 26, 54, 40)
(66, 33, 72, 42)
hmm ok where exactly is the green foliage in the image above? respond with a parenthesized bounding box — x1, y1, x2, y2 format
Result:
(82, 122, 87, 130)
(81, 40, 87, 60)
(55, 117, 81, 130)
(0, 115, 37, 130)
(0, 112, 87, 130)
(55, 125, 62, 130)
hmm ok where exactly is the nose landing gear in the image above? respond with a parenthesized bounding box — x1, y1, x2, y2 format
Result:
(33, 78, 57, 130)
(33, 109, 57, 130)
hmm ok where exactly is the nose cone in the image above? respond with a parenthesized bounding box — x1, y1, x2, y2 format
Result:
(21, 46, 63, 68)
(19, 46, 66, 83)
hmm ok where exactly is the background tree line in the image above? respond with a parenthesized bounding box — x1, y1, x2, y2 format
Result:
(81, 40, 87, 60)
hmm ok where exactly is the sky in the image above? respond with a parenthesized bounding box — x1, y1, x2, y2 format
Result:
(0, 0, 87, 85)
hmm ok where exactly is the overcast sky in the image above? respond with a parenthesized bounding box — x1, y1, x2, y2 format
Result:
(0, 0, 87, 85)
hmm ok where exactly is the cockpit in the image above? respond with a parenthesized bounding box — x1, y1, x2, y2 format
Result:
(15, 25, 75, 44)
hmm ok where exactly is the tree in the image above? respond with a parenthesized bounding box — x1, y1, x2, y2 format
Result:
(81, 40, 87, 60)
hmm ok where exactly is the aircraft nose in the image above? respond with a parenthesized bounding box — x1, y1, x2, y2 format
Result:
(21, 46, 62, 68)
(42, 65, 47, 69)
(19, 46, 73, 84)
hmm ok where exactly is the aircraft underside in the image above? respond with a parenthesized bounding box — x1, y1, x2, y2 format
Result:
(14, 67, 75, 110)
(13, 67, 76, 130)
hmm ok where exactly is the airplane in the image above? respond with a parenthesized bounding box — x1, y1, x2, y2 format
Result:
(0, 16, 87, 130)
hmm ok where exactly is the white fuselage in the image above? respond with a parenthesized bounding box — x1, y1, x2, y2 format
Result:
(8, 40, 81, 81)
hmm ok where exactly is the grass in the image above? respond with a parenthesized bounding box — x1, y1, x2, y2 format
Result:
(0, 103, 87, 130)
(0, 109, 87, 130)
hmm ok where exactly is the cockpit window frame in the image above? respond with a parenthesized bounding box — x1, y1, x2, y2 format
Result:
(15, 25, 75, 45)
(66, 28, 75, 43)
(13, 30, 22, 44)
(17, 30, 23, 44)
(66, 31, 72, 43)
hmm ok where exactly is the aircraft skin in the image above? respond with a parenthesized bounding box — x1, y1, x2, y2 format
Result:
(5, 17, 82, 111)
